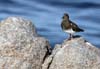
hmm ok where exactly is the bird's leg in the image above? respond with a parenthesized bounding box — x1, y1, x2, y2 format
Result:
(68, 34, 71, 40)
(68, 33, 73, 40)
(71, 34, 73, 39)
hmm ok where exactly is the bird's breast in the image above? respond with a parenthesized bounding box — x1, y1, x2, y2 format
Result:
(64, 28, 75, 34)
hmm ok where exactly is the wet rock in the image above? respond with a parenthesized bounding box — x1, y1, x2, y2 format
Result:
(42, 37, 100, 69)
(0, 17, 51, 69)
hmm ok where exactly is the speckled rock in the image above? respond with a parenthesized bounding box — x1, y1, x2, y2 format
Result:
(0, 17, 51, 69)
(42, 37, 100, 69)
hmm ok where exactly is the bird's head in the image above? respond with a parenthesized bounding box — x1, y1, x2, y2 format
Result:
(62, 13, 69, 20)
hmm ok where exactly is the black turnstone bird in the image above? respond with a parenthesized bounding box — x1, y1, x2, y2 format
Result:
(61, 13, 84, 40)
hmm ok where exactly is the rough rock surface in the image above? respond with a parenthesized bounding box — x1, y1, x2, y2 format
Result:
(42, 37, 100, 69)
(0, 17, 51, 69)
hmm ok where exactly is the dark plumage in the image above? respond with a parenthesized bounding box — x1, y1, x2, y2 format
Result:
(61, 13, 84, 40)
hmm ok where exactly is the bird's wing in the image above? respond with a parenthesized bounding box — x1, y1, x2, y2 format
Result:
(69, 20, 84, 32)
(69, 20, 78, 28)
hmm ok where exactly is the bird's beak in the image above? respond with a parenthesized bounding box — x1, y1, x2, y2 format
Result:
(62, 16, 64, 19)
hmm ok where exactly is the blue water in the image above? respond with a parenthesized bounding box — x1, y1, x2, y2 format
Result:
(0, 0, 100, 48)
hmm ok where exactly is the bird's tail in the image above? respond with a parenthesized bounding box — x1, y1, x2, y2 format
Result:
(79, 28, 84, 32)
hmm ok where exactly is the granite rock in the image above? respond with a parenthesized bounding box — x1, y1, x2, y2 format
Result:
(0, 17, 51, 69)
(42, 37, 100, 69)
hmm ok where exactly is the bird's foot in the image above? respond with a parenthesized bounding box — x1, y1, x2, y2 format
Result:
(67, 37, 72, 40)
